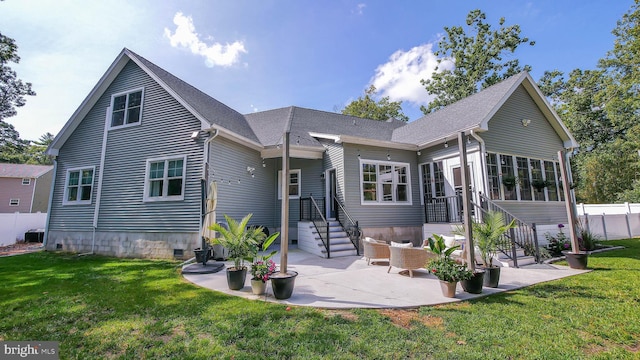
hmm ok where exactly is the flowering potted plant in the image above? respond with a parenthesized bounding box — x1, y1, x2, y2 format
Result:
(248, 229, 279, 295)
(545, 224, 570, 257)
(425, 234, 473, 297)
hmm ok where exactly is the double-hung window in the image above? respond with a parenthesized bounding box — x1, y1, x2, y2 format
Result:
(360, 160, 411, 204)
(9, 199, 19, 206)
(64, 167, 95, 205)
(22, 178, 31, 185)
(110, 88, 144, 128)
(278, 169, 301, 199)
(144, 156, 186, 201)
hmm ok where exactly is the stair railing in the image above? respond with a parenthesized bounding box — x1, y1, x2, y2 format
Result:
(333, 195, 361, 256)
(476, 194, 541, 265)
(299, 195, 331, 258)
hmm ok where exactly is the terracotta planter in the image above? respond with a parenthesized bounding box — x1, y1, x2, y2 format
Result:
(271, 271, 298, 299)
(251, 279, 267, 295)
(461, 270, 485, 294)
(226, 267, 247, 290)
(563, 251, 588, 270)
(439, 280, 458, 298)
(483, 266, 501, 288)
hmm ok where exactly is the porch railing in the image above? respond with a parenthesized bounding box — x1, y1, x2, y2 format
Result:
(299, 196, 331, 258)
(475, 194, 541, 266)
(334, 195, 361, 256)
(424, 194, 477, 223)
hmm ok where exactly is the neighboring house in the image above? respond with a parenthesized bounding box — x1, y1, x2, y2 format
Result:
(0, 163, 53, 213)
(45, 48, 578, 260)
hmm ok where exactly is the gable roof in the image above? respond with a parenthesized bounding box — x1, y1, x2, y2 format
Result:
(48, 49, 576, 157)
(392, 72, 578, 149)
(0, 163, 53, 178)
(48, 48, 260, 155)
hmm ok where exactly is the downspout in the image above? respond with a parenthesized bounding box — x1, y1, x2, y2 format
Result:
(201, 129, 219, 249)
(80, 107, 111, 256)
(470, 130, 488, 198)
(42, 158, 58, 248)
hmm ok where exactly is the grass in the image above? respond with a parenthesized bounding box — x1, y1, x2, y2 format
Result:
(0, 240, 639, 359)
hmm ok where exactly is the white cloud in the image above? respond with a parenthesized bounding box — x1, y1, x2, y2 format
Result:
(370, 43, 454, 105)
(164, 12, 247, 67)
(354, 3, 366, 15)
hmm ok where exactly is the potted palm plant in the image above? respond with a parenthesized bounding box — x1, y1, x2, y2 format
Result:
(471, 211, 516, 288)
(209, 213, 266, 290)
(425, 234, 472, 298)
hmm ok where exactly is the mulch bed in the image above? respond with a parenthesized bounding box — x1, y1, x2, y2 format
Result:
(0, 242, 44, 257)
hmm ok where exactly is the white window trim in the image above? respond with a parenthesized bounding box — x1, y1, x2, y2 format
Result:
(491, 151, 562, 202)
(108, 87, 144, 130)
(143, 155, 187, 202)
(278, 169, 301, 199)
(21, 178, 31, 185)
(359, 159, 412, 206)
(63, 166, 96, 206)
(9, 199, 19, 206)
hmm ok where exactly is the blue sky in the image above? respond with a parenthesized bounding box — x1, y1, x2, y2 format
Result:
(1, 0, 633, 141)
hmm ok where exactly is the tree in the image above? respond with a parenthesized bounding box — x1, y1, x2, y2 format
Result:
(24, 132, 54, 165)
(0, 120, 28, 163)
(341, 85, 409, 122)
(539, 1, 639, 203)
(421, 9, 535, 114)
(1, 32, 36, 121)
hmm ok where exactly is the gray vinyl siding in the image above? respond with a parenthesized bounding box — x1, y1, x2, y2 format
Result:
(342, 143, 423, 227)
(321, 140, 345, 203)
(272, 157, 324, 229)
(495, 201, 568, 225)
(209, 137, 276, 228)
(482, 85, 564, 160)
(32, 170, 52, 213)
(51, 60, 204, 233)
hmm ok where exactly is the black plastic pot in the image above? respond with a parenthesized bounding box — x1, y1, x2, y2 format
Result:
(194, 248, 209, 265)
(483, 266, 501, 288)
(270, 271, 298, 299)
(226, 267, 247, 290)
(563, 251, 588, 270)
(461, 270, 485, 294)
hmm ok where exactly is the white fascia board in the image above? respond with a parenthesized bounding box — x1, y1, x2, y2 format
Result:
(213, 127, 263, 151)
(416, 126, 481, 150)
(47, 49, 131, 155)
(339, 135, 417, 151)
(308, 132, 341, 142)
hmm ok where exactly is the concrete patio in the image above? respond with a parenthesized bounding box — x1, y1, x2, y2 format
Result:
(183, 247, 590, 309)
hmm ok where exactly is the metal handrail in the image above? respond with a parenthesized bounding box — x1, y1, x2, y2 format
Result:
(333, 195, 361, 256)
(300, 196, 331, 258)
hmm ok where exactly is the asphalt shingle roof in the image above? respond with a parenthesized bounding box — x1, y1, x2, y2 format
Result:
(0, 163, 53, 178)
(392, 72, 527, 146)
(127, 49, 260, 143)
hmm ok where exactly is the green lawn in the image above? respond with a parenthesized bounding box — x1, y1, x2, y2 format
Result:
(1, 240, 639, 360)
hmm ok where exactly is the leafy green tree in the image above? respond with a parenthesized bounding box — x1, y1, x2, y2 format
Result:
(341, 85, 409, 122)
(539, 1, 639, 203)
(0, 120, 27, 163)
(24, 132, 54, 165)
(1, 32, 36, 121)
(421, 9, 535, 114)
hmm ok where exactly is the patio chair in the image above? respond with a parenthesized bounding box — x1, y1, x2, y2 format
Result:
(363, 237, 390, 265)
(387, 246, 436, 277)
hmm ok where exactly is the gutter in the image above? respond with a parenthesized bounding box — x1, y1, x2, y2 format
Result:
(42, 159, 58, 248)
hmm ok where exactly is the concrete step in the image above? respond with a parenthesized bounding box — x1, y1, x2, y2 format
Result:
(320, 248, 358, 257)
(495, 255, 537, 268)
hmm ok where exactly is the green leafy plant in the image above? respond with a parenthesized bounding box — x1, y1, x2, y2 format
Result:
(426, 234, 460, 258)
(501, 175, 519, 189)
(545, 224, 570, 256)
(577, 219, 600, 251)
(425, 234, 472, 282)
(249, 230, 280, 282)
(531, 178, 550, 191)
(209, 213, 266, 270)
(471, 211, 517, 267)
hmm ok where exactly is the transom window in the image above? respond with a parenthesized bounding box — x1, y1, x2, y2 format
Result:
(64, 167, 94, 205)
(361, 160, 411, 205)
(144, 156, 186, 201)
(21, 178, 30, 185)
(278, 169, 301, 199)
(110, 88, 143, 128)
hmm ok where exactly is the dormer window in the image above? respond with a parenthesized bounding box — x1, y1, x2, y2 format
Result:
(110, 88, 144, 129)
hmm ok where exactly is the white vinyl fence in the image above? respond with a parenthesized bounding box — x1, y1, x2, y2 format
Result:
(577, 202, 640, 240)
(0, 212, 47, 246)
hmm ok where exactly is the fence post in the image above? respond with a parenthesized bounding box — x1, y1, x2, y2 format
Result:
(601, 213, 608, 240)
(584, 213, 590, 234)
(532, 223, 540, 263)
(626, 213, 632, 239)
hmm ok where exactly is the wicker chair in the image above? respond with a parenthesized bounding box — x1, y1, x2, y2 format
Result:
(387, 246, 436, 277)
(363, 237, 390, 265)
